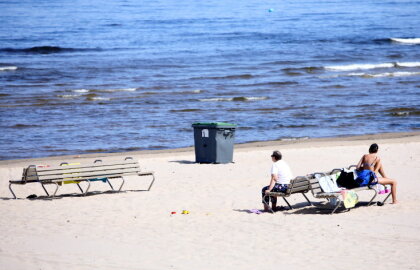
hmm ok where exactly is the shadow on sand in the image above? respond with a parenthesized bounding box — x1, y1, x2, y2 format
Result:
(169, 160, 196, 164)
(233, 201, 377, 215)
(0, 189, 148, 201)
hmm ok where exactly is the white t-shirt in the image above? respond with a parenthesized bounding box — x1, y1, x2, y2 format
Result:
(271, 160, 293, 184)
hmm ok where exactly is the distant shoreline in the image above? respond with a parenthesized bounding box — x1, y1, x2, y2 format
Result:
(1, 131, 419, 166)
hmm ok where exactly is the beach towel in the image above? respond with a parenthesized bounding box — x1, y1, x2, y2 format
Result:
(317, 175, 341, 193)
(342, 190, 359, 208)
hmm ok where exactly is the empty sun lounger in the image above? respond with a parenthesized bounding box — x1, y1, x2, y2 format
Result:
(308, 167, 377, 214)
(263, 176, 312, 213)
(9, 157, 155, 199)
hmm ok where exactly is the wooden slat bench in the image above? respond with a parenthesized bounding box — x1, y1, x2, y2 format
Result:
(308, 167, 378, 214)
(9, 157, 155, 199)
(263, 176, 312, 213)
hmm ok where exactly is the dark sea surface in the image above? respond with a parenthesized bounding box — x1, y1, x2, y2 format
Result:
(0, 0, 419, 160)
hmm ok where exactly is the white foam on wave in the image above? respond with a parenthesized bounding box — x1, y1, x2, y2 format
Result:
(117, 88, 137, 92)
(244, 96, 268, 101)
(348, 71, 420, 78)
(57, 94, 80, 99)
(199, 98, 231, 102)
(104, 88, 137, 92)
(0, 66, 18, 71)
(325, 63, 395, 71)
(396, 62, 420, 68)
(72, 89, 89, 93)
(390, 38, 420, 44)
(88, 97, 111, 101)
(199, 96, 267, 102)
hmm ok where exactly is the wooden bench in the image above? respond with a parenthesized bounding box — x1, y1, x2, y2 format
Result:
(9, 157, 155, 199)
(308, 167, 377, 214)
(263, 176, 312, 213)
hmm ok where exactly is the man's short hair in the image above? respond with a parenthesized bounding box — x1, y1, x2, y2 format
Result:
(271, 150, 282, 161)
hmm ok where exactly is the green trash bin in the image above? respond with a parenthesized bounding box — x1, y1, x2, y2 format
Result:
(192, 122, 236, 164)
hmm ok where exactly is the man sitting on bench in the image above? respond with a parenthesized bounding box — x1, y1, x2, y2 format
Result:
(261, 150, 293, 212)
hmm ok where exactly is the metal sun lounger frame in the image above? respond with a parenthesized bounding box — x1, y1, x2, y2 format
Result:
(308, 165, 391, 214)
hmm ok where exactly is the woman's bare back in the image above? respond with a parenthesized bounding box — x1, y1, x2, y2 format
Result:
(360, 153, 379, 171)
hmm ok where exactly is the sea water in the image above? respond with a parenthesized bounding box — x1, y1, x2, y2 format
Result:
(0, 0, 419, 160)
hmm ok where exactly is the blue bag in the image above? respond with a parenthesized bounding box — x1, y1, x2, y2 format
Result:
(355, 170, 377, 187)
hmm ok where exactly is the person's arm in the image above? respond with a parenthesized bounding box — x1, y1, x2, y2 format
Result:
(265, 174, 277, 193)
(356, 155, 365, 170)
(375, 158, 387, 178)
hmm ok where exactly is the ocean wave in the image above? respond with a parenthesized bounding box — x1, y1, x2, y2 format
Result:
(396, 62, 420, 68)
(0, 46, 101, 54)
(179, 89, 202, 94)
(0, 66, 18, 71)
(72, 89, 89, 93)
(191, 74, 254, 80)
(325, 63, 395, 71)
(385, 107, 420, 116)
(239, 81, 299, 88)
(93, 88, 137, 92)
(282, 67, 322, 73)
(348, 71, 420, 78)
(199, 96, 268, 102)
(276, 124, 317, 128)
(57, 94, 80, 99)
(10, 124, 41, 129)
(390, 38, 420, 44)
(170, 108, 202, 112)
(325, 62, 420, 72)
(68, 88, 136, 93)
(86, 97, 111, 101)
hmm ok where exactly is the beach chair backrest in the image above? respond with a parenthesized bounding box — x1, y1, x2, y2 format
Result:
(22, 165, 38, 182)
(309, 175, 322, 195)
(315, 173, 341, 193)
(23, 158, 142, 183)
(288, 176, 310, 195)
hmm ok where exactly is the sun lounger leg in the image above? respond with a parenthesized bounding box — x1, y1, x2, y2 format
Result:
(76, 183, 84, 193)
(106, 178, 114, 191)
(331, 197, 342, 214)
(381, 192, 392, 205)
(83, 180, 91, 196)
(302, 193, 312, 205)
(282, 197, 293, 209)
(147, 174, 155, 191)
(9, 183, 17, 199)
(41, 183, 50, 196)
(118, 177, 125, 192)
(367, 189, 378, 206)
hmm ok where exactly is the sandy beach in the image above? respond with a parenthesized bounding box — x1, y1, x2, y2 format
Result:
(0, 132, 419, 270)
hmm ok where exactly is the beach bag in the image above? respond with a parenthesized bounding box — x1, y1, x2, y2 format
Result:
(355, 170, 377, 187)
(336, 170, 359, 189)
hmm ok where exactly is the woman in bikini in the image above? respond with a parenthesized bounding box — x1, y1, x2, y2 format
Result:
(356, 143, 398, 204)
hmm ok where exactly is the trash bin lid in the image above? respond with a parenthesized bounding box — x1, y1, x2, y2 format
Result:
(192, 122, 236, 128)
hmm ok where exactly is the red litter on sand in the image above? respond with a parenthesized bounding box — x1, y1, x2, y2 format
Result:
(171, 212, 177, 215)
